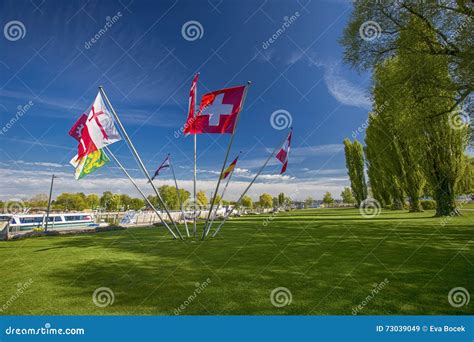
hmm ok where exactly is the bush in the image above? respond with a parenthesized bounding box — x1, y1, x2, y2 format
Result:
(420, 200, 436, 210)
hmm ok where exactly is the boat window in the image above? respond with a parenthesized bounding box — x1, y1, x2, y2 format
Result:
(19, 217, 44, 224)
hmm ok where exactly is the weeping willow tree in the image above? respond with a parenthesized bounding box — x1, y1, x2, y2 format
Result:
(343, 139, 367, 206)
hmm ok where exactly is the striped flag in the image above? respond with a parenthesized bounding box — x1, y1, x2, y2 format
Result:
(221, 155, 239, 180)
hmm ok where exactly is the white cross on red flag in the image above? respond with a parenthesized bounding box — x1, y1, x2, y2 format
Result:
(275, 129, 292, 174)
(186, 85, 246, 134)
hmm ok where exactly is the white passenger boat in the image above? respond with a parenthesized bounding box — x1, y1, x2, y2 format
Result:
(5, 213, 96, 232)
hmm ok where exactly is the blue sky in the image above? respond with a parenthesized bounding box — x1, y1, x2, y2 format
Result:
(0, 0, 373, 201)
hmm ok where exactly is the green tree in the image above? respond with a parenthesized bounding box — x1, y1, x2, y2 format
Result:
(28, 194, 48, 208)
(241, 195, 253, 209)
(278, 193, 285, 206)
(197, 190, 208, 207)
(322, 192, 334, 206)
(55, 193, 87, 211)
(394, 16, 469, 215)
(340, 187, 355, 205)
(259, 193, 273, 208)
(343, 139, 368, 206)
(100, 191, 114, 210)
(86, 194, 100, 209)
(129, 198, 145, 210)
(305, 196, 314, 208)
(371, 57, 427, 212)
(340, 1, 473, 116)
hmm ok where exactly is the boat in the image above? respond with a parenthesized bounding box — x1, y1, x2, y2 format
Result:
(6, 212, 96, 232)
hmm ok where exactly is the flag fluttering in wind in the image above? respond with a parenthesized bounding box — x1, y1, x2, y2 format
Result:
(76, 91, 121, 160)
(184, 73, 199, 135)
(275, 129, 292, 174)
(221, 154, 239, 180)
(68, 91, 121, 180)
(185, 85, 246, 134)
(69, 149, 110, 180)
(150, 155, 170, 181)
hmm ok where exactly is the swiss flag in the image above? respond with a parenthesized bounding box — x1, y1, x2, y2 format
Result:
(276, 129, 292, 174)
(187, 85, 246, 134)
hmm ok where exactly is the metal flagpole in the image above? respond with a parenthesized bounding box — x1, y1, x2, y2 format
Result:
(206, 151, 241, 236)
(193, 133, 197, 237)
(169, 155, 190, 237)
(99, 86, 183, 240)
(44, 174, 56, 231)
(211, 131, 289, 238)
(104, 146, 178, 239)
(202, 81, 251, 239)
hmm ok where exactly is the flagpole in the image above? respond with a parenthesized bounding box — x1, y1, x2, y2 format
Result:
(193, 133, 197, 237)
(211, 130, 289, 238)
(206, 151, 241, 236)
(99, 86, 183, 240)
(104, 146, 178, 239)
(169, 155, 190, 237)
(202, 81, 251, 240)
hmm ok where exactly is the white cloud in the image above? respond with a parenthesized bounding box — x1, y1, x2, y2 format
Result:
(0, 166, 349, 202)
(322, 63, 371, 109)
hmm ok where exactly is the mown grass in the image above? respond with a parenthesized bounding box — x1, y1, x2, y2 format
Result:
(0, 208, 472, 315)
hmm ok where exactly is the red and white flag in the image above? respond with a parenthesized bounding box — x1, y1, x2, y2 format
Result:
(275, 129, 292, 175)
(184, 73, 199, 135)
(186, 85, 246, 134)
(75, 91, 121, 160)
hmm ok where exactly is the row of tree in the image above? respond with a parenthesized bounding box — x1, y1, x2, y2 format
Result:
(5, 190, 352, 212)
(341, 1, 473, 216)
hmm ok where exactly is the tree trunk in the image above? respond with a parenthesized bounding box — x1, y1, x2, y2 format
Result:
(433, 180, 458, 216)
(408, 196, 423, 212)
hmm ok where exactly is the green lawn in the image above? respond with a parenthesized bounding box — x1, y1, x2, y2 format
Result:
(0, 208, 472, 315)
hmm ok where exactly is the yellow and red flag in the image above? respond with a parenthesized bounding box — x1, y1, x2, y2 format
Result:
(221, 155, 239, 180)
